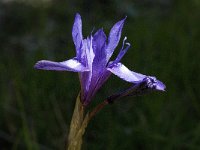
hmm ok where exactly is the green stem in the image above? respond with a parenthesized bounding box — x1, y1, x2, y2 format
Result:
(67, 94, 109, 150)
(67, 93, 84, 150)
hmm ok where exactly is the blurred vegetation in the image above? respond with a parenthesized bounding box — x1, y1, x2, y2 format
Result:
(0, 0, 200, 149)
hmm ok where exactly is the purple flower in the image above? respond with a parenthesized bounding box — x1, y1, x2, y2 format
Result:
(34, 13, 166, 106)
(34, 13, 130, 106)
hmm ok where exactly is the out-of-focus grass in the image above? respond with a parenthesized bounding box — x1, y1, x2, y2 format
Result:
(0, 0, 200, 149)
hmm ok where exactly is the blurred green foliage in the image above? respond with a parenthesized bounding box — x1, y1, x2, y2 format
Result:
(0, 0, 200, 149)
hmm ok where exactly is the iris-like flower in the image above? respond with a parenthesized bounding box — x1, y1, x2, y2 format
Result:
(34, 13, 165, 106)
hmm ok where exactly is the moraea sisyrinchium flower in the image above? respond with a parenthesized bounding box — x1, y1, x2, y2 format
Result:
(34, 13, 130, 106)
(34, 13, 165, 106)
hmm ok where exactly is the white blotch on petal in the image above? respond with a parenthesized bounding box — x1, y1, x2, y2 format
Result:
(107, 63, 146, 83)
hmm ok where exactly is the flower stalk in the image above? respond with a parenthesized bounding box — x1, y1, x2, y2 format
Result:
(67, 93, 85, 150)
(67, 93, 108, 150)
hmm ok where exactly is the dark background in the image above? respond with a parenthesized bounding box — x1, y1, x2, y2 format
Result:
(0, 0, 200, 149)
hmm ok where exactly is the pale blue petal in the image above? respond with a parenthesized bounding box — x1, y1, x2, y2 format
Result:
(34, 58, 88, 72)
(107, 62, 146, 83)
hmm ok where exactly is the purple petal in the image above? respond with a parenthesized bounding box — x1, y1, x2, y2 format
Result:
(81, 30, 108, 105)
(91, 29, 107, 81)
(155, 80, 166, 91)
(34, 58, 88, 72)
(114, 37, 130, 63)
(93, 29, 107, 59)
(139, 77, 166, 92)
(106, 17, 126, 61)
(81, 29, 109, 105)
(83, 70, 112, 106)
(107, 62, 146, 83)
(72, 13, 83, 59)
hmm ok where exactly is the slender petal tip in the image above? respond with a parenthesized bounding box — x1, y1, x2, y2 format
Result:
(155, 80, 166, 91)
(34, 60, 46, 69)
(143, 76, 166, 92)
(75, 13, 81, 19)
